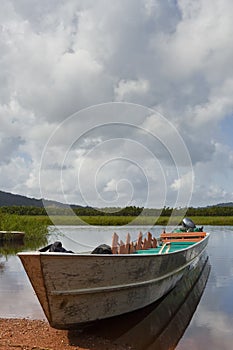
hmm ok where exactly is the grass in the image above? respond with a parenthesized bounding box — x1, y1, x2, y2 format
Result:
(34, 215, 181, 226)
(12, 214, 233, 226)
(0, 213, 49, 255)
(2, 213, 233, 234)
(187, 216, 233, 226)
(0, 213, 48, 242)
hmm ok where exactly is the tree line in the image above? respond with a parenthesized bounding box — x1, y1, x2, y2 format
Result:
(1, 205, 233, 216)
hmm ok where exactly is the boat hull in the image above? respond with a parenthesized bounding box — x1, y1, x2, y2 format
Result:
(18, 233, 209, 329)
(88, 252, 210, 349)
(0, 231, 25, 241)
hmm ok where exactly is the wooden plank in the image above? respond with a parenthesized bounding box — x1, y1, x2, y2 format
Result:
(129, 241, 136, 253)
(125, 233, 131, 254)
(136, 232, 143, 250)
(160, 232, 206, 243)
(119, 240, 126, 254)
(112, 232, 119, 254)
(152, 237, 157, 248)
(161, 232, 206, 238)
(142, 237, 148, 250)
(147, 232, 152, 248)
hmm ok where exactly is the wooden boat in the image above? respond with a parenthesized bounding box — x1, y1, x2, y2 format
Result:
(0, 231, 25, 241)
(18, 225, 209, 329)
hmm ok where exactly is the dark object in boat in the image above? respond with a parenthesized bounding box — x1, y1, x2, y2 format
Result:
(91, 244, 113, 254)
(39, 243, 53, 252)
(182, 217, 203, 232)
(182, 217, 196, 229)
(49, 241, 74, 253)
(39, 241, 74, 253)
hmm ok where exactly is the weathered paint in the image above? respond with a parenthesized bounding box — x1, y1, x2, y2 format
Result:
(18, 253, 51, 321)
(18, 233, 209, 329)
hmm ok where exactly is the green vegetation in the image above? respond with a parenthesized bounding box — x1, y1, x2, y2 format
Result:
(48, 215, 183, 226)
(1, 206, 233, 227)
(0, 205, 144, 216)
(187, 216, 233, 226)
(2, 214, 232, 226)
(51, 215, 233, 226)
(2, 204, 233, 218)
(0, 213, 49, 256)
(0, 212, 48, 242)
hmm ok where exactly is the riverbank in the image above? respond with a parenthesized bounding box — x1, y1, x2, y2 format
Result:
(2, 212, 233, 228)
(0, 318, 132, 350)
(37, 215, 233, 226)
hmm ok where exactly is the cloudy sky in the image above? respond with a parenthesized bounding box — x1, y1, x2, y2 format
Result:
(1, 0, 233, 209)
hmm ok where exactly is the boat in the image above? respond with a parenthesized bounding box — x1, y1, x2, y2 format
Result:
(18, 218, 209, 329)
(0, 231, 25, 241)
(81, 252, 211, 349)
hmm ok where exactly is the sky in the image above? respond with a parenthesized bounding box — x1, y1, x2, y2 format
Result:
(1, 0, 233, 209)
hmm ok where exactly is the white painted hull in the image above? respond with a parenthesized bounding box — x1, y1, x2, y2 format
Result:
(18, 233, 209, 329)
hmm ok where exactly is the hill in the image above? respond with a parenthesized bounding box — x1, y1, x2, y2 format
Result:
(215, 202, 233, 207)
(1, 190, 233, 210)
(0, 190, 83, 208)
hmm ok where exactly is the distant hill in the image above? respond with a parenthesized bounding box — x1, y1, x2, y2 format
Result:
(214, 202, 233, 207)
(0, 190, 83, 208)
(2, 190, 233, 210)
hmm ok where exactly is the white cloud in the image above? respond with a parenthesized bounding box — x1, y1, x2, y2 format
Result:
(114, 79, 149, 102)
(179, 308, 233, 350)
(171, 171, 194, 192)
(1, 0, 233, 207)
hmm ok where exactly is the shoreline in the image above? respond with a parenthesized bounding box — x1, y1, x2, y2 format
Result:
(0, 318, 132, 350)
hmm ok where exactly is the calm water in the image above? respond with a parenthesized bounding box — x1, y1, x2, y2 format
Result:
(0, 225, 233, 349)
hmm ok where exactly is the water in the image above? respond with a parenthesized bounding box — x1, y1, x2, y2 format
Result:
(1, 225, 233, 349)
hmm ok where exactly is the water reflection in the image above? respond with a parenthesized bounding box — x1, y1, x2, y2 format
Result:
(0, 236, 48, 257)
(0, 241, 25, 257)
(0, 261, 4, 273)
(0, 237, 48, 319)
(72, 253, 210, 350)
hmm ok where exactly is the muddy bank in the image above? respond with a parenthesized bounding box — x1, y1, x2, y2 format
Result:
(0, 318, 132, 350)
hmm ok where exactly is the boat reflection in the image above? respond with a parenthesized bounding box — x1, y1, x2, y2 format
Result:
(77, 253, 210, 350)
(0, 240, 25, 256)
(0, 237, 48, 257)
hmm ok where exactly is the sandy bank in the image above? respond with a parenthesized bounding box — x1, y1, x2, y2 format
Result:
(0, 318, 132, 350)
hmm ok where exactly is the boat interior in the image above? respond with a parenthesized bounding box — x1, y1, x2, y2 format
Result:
(111, 230, 207, 255)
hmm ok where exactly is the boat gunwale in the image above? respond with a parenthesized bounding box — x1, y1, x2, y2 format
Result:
(17, 232, 209, 258)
